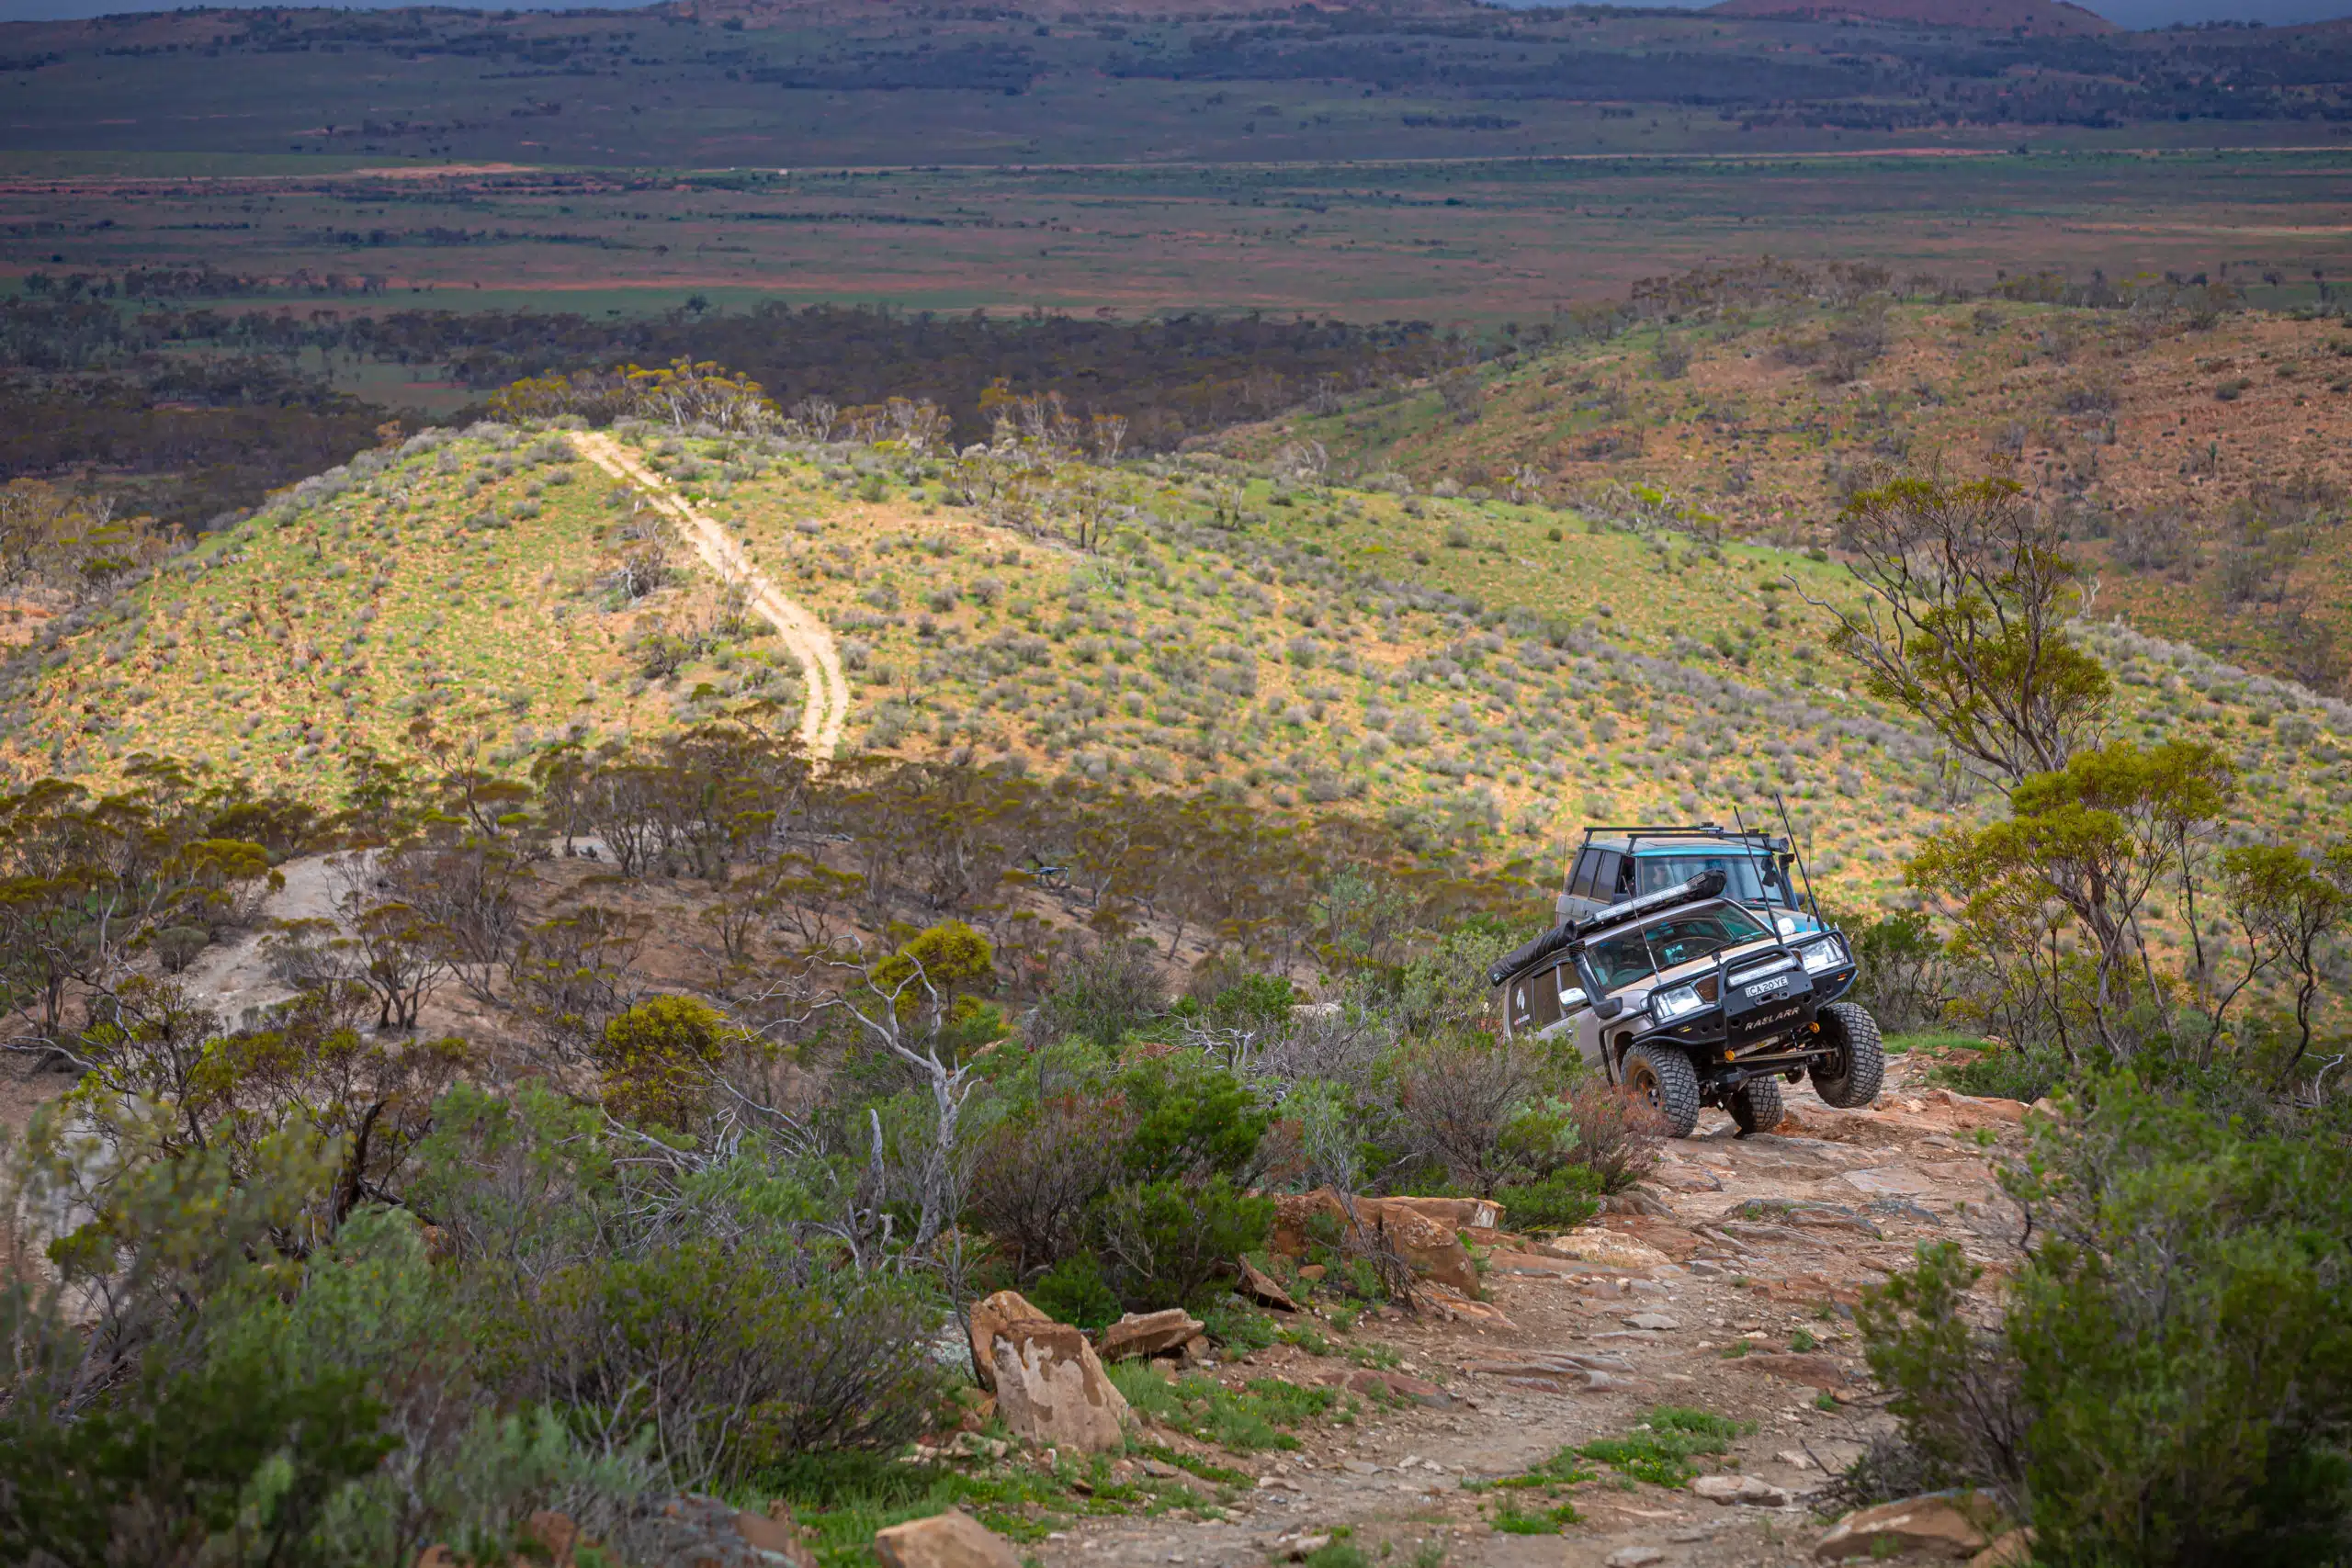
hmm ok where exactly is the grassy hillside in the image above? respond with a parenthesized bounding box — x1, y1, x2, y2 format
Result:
(1238, 292, 2352, 694)
(8, 414, 2351, 917)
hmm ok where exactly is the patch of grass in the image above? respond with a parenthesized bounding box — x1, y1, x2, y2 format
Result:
(1276, 1324, 1335, 1357)
(1467, 1445, 1596, 1497)
(1470, 1445, 1594, 1532)
(1576, 1407, 1749, 1490)
(754, 1450, 1073, 1564)
(1129, 1441, 1250, 1488)
(1719, 1340, 1752, 1359)
(1302, 1541, 1369, 1568)
(1198, 1301, 1278, 1352)
(1791, 1328, 1818, 1353)
(1491, 1501, 1582, 1534)
(1104, 1365, 1342, 1452)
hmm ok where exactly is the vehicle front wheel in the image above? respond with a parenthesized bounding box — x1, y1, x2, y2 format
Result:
(1623, 1043, 1702, 1138)
(1729, 1074, 1784, 1136)
(1810, 1002, 1885, 1109)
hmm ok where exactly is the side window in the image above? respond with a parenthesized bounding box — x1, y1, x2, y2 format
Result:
(1603, 852, 1632, 897)
(1507, 979, 1534, 1032)
(1530, 964, 1566, 1029)
(1569, 850, 1600, 898)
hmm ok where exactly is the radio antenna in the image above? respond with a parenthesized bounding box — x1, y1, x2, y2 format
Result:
(1771, 789, 1820, 919)
(1731, 803, 1771, 912)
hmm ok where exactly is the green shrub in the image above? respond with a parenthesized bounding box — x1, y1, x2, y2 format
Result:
(1035, 943, 1168, 1047)
(594, 995, 740, 1129)
(966, 1089, 1131, 1275)
(1089, 1174, 1273, 1312)
(505, 1239, 951, 1486)
(1931, 1043, 2071, 1105)
(1, 1338, 392, 1568)
(1028, 1252, 1123, 1331)
(1860, 1077, 2352, 1566)
(1492, 1166, 1604, 1232)
(1114, 1058, 1270, 1183)
(1839, 908, 1949, 1033)
(1194, 1301, 1277, 1352)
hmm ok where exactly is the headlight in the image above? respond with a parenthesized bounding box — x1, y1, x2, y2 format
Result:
(1774, 913, 1800, 938)
(1801, 937, 1849, 975)
(1650, 983, 1707, 1022)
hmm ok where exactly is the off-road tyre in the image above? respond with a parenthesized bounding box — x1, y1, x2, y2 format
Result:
(1623, 1043, 1702, 1138)
(1729, 1075, 1785, 1136)
(1811, 1002, 1885, 1110)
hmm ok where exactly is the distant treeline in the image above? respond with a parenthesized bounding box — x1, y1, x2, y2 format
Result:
(0, 293, 1529, 529)
(0, 255, 2265, 534)
(17, 2, 2352, 136)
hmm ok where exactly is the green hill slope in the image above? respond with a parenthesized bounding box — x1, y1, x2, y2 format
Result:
(7, 416, 2350, 914)
(1232, 290, 2352, 695)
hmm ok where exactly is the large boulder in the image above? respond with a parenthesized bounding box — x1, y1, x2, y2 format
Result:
(1268, 1188, 1478, 1294)
(1236, 1256, 1298, 1312)
(1815, 1494, 1994, 1562)
(873, 1512, 1022, 1568)
(967, 1290, 1051, 1392)
(1692, 1474, 1790, 1506)
(1375, 1195, 1502, 1230)
(990, 1320, 1132, 1453)
(1097, 1308, 1203, 1360)
(1537, 1229, 1673, 1270)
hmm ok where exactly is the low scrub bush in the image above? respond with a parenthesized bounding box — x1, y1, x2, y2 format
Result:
(1930, 1043, 2071, 1105)
(1089, 1174, 1273, 1312)
(1860, 1077, 2352, 1566)
(507, 1239, 951, 1487)
(1840, 908, 1949, 1033)
(1026, 1251, 1123, 1330)
(1565, 1077, 1668, 1193)
(1491, 1166, 1604, 1232)
(967, 1091, 1132, 1276)
(1034, 942, 1167, 1048)
(1393, 1037, 1540, 1195)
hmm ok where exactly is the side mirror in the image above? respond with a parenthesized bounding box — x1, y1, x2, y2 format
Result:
(1558, 987, 1588, 1011)
(1595, 997, 1625, 1021)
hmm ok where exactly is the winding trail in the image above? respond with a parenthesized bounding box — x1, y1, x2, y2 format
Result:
(571, 430, 851, 762)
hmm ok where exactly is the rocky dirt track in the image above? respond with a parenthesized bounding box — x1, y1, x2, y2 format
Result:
(1036, 1058, 2030, 1568)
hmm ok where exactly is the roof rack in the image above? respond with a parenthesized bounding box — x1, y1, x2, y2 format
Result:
(1580, 823, 1785, 847)
(1488, 868, 1728, 988)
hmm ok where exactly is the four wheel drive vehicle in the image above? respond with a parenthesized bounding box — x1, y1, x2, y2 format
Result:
(1491, 869, 1884, 1137)
(1559, 823, 1826, 942)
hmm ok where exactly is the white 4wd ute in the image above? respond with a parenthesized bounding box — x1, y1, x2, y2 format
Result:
(1488, 869, 1884, 1136)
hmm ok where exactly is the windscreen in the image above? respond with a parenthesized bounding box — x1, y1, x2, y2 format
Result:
(1585, 930, 1656, 991)
(1634, 852, 1792, 907)
(1581, 901, 1773, 994)
(1642, 906, 1772, 970)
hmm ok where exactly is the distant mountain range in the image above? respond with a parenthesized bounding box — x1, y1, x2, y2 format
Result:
(1710, 0, 2118, 36)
